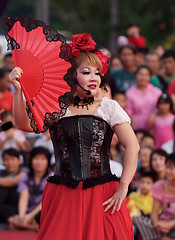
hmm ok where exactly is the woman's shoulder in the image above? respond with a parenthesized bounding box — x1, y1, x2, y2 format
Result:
(152, 180, 164, 197)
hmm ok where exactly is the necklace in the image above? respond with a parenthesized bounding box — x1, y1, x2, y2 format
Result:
(71, 96, 94, 110)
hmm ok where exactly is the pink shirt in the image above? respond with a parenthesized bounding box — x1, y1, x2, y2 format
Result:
(126, 84, 162, 130)
(154, 114, 175, 149)
(152, 180, 175, 221)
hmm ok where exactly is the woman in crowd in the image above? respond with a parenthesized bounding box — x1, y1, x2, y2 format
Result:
(9, 32, 139, 239)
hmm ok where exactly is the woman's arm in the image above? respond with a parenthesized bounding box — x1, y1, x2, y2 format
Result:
(0, 172, 26, 187)
(9, 67, 33, 132)
(18, 189, 29, 217)
(150, 198, 161, 224)
(103, 123, 139, 213)
(22, 203, 41, 224)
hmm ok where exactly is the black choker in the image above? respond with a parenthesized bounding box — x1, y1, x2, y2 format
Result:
(71, 96, 94, 110)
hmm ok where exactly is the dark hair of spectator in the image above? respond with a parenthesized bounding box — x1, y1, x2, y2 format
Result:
(166, 153, 175, 165)
(2, 148, 20, 159)
(139, 171, 154, 182)
(135, 65, 152, 76)
(0, 67, 11, 79)
(137, 47, 149, 55)
(112, 90, 125, 98)
(4, 53, 12, 60)
(118, 44, 137, 55)
(29, 147, 51, 178)
(135, 129, 149, 136)
(1, 110, 13, 121)
(150, 149, 168, 181)
(141, 133, 155, 143)
(162, 50, 175, 60)
(125, 21, 140, 30)
(157, 93, 173, 111)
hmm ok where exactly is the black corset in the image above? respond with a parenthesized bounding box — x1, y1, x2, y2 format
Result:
(47, 115, 119, 188)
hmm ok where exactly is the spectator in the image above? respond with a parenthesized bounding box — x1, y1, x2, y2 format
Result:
(145, 53, 167, 92)
(150, 153, 175, 239)
(150, 149, 167, 182)
(135, 129, 148, 146)
(125, 21, 146, 49)
(161, 119, 175, 154)
(141, 133, 155, 149)
(0, 67, 13, 112)
(3, 53, 14, 71)
(129, 172, 154, 217)
(110, 45, 137, 93)
(0, 148, 28, 224)
(149, 93, 174, 149)
(131, 146, 153, 191)
(162, 50, 175, 84)
(0, 111, 30, 165)
(153, 43, 165, 58)
(135, 48, 148, 68)
(126, 65, 162, 130)
(112, 91, 126, 109)
(8, 147, 53, 231)
(109, 56, 122, 72)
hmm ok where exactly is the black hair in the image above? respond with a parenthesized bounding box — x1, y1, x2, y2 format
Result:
(141, 133, 155, 143)
(4, 53, 12, 59)
(125, 21, 140, 30)
(29, 147, 51, 178)
(139, 171, 154, 182)
(157, 93, 173, 111)
(135, 65, 152, 76)
(2, 148, 20, 159)
(0, 67, 11, 79)
(150, 149, 167, 176)
(135, 129, 149, 136)
(166, 153, 175, 166)
(162, 50, 175, 60)
(112, 90, 125, 98)
(1, 110, 13, 121)
(118, 44, 137, 55)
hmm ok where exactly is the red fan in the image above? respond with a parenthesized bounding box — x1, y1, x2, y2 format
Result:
(4, 17, 72, 132)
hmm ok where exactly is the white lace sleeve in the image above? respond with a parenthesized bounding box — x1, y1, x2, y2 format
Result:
(96, 97, 131, 128)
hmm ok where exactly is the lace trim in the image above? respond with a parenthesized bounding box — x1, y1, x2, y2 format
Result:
(47, 173, 119, 189)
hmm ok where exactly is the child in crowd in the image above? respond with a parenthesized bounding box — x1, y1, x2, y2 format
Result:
(140, 133, 155, 149)
(8, 147, 53, 231)
(149, 93, 174, 149)
(129, 172, 154, 217)
(125, 21, 146, 49)
(150, 149, 167, 182)
(0, 148, 28, 224)
(131, 146, 153, 191)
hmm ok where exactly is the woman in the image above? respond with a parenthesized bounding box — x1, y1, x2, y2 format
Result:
(9, 33, 139, 240)
(126, 65, 162, 130)
(8, 147, 53, 231)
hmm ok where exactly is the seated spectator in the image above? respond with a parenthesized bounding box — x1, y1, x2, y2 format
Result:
(141, 133, 155, 149)
(8, 147, 53, 231)
(161, 119, 175, 154)
(135, 48, 148, 68)
(126, 65, 162, 130)
(125, 21, 146, 49)
(0, 148, 28, 224)
(3, 53, 14, 71)
(0, 67, 13, 111)
(131, 146, 153, 191)
(129, 172, 154, 217)
(153, 43, 165, 59)
(0, 111, 30, 165)
(135, 129, 148, 146)
(112, 91, 126, 109)
(109, 56, 122, 72)
(150, 149, 167, 182)
(110, 44, 137, 93)
(149, 93, 174, 149)
(161, 50, 175, 84)
(133, 153, 175, 240)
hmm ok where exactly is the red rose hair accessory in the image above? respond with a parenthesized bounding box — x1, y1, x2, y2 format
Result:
(95, 51, 108, 76)
(69, 33, 96, 56)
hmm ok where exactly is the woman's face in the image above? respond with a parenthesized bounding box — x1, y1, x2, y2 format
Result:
(135, 68, 151, 88)
(76, 64, 101, 97)
(139, 148, 151, 169)
(166, 162, 175, 181)
(151, 153, 166, 173)
(158, 101, 171, 114)
(32, 154, 48, 174)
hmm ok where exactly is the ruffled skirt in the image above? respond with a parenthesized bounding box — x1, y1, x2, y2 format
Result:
(37, 181, 133, 240)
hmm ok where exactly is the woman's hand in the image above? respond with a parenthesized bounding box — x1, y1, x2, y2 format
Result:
(9, 67, 23, 91)
(154, 220, 175, 233)
(103, 183, 128, 214)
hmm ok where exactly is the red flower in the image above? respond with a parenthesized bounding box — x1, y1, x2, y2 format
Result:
(69, 33, 96, 56)
(95, 51, 108, 76)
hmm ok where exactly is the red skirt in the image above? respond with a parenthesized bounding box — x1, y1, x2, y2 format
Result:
(37, 181, 134, 240)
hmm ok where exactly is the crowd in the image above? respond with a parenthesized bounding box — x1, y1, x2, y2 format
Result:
(0, 20, 175, 239)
